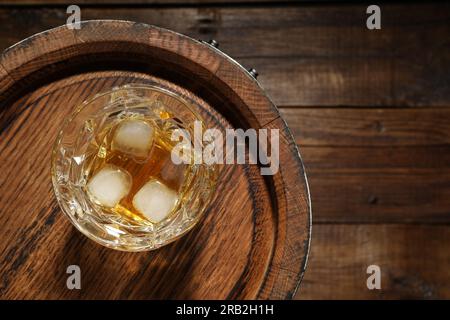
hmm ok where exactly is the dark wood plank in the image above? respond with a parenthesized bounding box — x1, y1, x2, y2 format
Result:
(281, 108, 450, 147)
(249, 57, 450, 107)
(301, 145, 450, 223)
(0, 3, 449, 106)
(277, 106, 450, 223)
(296, 224, 450, 299)
(309, 168, 450, 226)
(303, 146, 450, 171)
(280, 107, 450, 223)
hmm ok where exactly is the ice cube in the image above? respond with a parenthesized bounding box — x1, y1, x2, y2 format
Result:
(112, 119, 154, 158)
(132, 179, 179, 223)
(87, 165, 132, 208)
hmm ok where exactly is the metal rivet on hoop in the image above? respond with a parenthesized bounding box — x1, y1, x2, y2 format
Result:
(248, 68, 259, 79)
(207, 39, 219, 48)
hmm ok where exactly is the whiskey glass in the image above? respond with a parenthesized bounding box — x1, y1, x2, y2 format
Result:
(51, 84, 218, 251)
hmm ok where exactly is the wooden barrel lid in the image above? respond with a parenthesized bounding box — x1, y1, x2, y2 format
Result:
(0, 20, 311, 299)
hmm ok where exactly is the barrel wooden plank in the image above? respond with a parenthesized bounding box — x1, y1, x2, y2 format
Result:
(0, 20, 279, 127)
(0, 21, 221, 94)
(0, 63, 14, 101)
(0, 25, 78, 89)
(260, 116, 311, 299)
(297, 224, 450, 299)
(281, 108, 450, 147)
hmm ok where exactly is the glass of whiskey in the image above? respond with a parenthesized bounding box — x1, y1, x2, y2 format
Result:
(52, 84, 218, 251)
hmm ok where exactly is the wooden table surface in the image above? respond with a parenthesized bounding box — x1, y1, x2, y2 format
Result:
(0, 1, 449, 299)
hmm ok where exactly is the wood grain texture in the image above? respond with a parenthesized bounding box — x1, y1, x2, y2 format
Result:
(261, 116, 311, 299)
(301, 146, 450, 223)
(303, 146, 450, 171)
(0, 63, 14, 101)
(1, 4, 448, 59)
(296, 224, 450, 299)
(0, 20, 310, 299)
(280, 108, 450, 147)
(0, 19, 279, 126)
(251, 57, 450, 107)
(0, 71, 267, 299)
(0, 3, 449, 107)
(279, 107, 450, 223)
